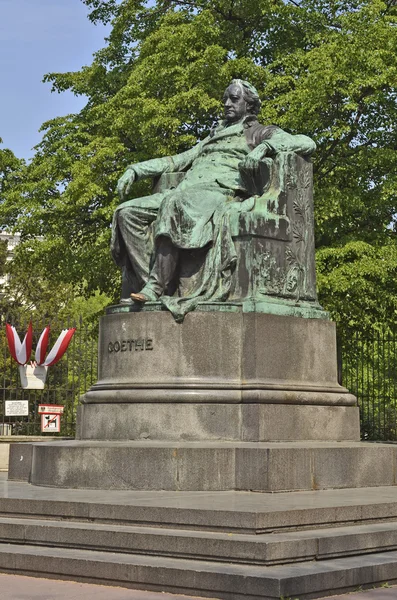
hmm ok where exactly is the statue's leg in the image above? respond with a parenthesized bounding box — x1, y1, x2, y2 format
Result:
(111, 193, 164, 299)
(136, 236, 179, 300)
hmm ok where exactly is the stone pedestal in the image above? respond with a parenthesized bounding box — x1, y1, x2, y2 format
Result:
(84, 309, 355, 407)
(77, 308, 358, 446)
(15, 308, 373, 492)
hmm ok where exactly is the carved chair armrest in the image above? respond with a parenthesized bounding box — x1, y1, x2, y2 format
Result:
(230, 153, 313, 242)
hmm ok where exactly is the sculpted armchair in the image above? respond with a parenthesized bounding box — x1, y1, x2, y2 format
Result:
(150, 148, 320, 321)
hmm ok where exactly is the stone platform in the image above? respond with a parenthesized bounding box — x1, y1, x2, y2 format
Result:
(24, 308, 366, 494)
(3, 474, 397, 599)
(8, 440, 397, 492)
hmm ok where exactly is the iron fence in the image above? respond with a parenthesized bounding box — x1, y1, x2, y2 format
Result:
(339, 330, 397, 442)
(0, 314, 98, 436)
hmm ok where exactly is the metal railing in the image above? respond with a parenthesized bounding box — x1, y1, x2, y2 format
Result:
(339, 330, 397, 442)
(0, 314, 98, 436)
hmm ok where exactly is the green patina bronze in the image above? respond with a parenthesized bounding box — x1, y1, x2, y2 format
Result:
(111, 80, 326, 322)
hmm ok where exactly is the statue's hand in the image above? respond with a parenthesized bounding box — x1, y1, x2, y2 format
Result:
(239, 144, 270, 173)
(117, 167, 137, 200)
(239, 156, 260, 172)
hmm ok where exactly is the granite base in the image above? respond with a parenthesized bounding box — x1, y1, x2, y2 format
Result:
(83, 310, 355, 406)
(6, 440, 395, 492)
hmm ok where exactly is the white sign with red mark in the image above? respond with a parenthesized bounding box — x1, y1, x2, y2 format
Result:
(38, 405, 64, 415)
(41, 413, 61, 433)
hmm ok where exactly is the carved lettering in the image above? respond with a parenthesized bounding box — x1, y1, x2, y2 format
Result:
(108, 338, 154, 354)
(135, 338, 144, 351)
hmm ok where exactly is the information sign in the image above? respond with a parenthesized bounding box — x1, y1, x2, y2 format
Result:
(5, 400, 29, 417)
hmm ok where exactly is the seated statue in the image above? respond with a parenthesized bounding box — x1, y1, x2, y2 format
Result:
(111, 79, 316, 321)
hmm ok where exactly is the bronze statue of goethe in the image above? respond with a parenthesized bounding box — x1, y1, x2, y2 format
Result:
(111, 80, 315, 319)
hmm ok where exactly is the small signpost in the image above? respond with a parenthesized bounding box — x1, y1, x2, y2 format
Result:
(38, 405, 65, 415)
(39, 405, 64, 433)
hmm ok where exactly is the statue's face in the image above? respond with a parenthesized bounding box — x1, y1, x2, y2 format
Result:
(223, 84, 247, 123)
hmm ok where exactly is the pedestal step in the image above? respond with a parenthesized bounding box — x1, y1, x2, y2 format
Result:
(4, 483, 397, 533)
(1, 542, 397, 600)
(2, 516, 397, 566)
(3, 478, 397, 598)
(13, 440, 397, 492)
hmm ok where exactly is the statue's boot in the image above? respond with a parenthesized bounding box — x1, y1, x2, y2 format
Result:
(130, 290, 158, 303)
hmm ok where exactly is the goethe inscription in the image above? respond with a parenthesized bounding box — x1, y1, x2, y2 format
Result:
(108, 338, 153, 353)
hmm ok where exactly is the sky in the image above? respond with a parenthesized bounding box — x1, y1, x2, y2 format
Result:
(0, 0, 110, 160)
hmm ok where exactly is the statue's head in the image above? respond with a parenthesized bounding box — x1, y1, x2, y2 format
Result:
(223, 79, 261, 123)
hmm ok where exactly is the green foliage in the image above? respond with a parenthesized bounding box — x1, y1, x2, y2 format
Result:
(1, 0, 397, 328)
(0, 236, 110, 322)
(0, 239, 7, 277)
(0, 139, 23, 198)
(317, 241, 397, 333)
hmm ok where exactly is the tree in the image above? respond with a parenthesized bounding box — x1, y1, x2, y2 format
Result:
(0, 239, 7, 278)
(0, 140, 22, 295)
(316, 241, 397, 332)
(1, 0, 397, 329)
(0, 139, 22, 196)
(0, 138, 109, 320)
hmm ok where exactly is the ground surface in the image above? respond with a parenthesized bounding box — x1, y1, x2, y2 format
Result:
(0, 573, 210, 599)
(0, 573, 396, 599)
